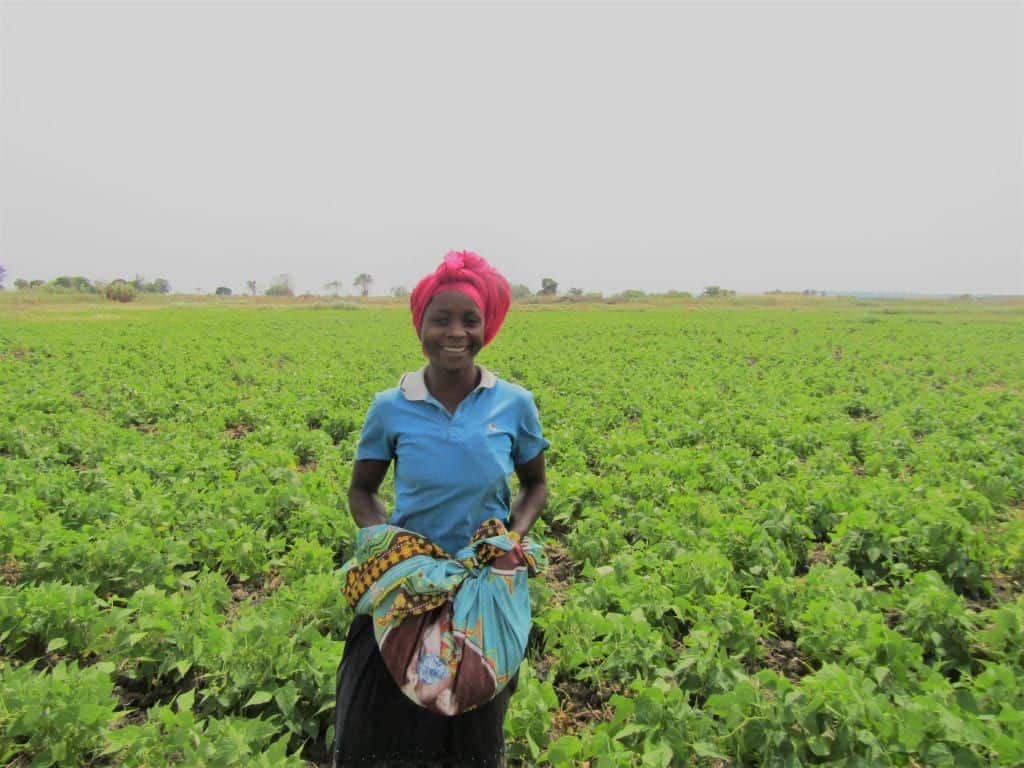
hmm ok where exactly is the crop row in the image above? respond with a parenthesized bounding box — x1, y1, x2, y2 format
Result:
(1, 303, 1022, 766)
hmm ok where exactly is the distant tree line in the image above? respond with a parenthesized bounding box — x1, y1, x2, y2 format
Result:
(8, 274, 170, 302)
(0, 266, 764, 303)
(767, 289, 826, 297)
(258, 273, 370, 298)
(507, 279, 739, 301)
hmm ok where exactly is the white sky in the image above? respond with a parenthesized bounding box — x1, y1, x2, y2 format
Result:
(2, 1, 1021, 296)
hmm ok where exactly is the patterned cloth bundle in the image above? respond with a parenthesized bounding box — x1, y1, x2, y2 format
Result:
(340, 519, 543, 716)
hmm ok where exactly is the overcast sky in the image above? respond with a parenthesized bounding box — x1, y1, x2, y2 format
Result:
(2, 1, 1021, 296)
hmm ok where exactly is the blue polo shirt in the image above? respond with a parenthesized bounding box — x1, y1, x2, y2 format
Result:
(355, 366, 549, 555)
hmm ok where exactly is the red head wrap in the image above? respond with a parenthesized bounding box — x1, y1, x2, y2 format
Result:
(410, 250, 511, 347)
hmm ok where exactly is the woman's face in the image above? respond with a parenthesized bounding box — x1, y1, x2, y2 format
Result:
(420, 290, 485, 373)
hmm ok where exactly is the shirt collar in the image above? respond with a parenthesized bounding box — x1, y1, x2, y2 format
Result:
(399, 366, 496, 401)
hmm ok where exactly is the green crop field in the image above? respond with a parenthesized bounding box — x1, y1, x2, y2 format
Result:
(1, 298, 1023, 767)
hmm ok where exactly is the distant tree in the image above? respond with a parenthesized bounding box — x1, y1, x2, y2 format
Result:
(265, 274, 294, 297)
(0, 264, 6, 289)
(246, 280, 257, 296)
(353, 273, 373, 297)
(14, 278, 29, 290)
(511, 283, 533, 300)
(538, 278, 558, 296)
(147, 278, 171, 294)
(215, 286, 232, 296)
(666, 290, 692, 299)
(702, 285, 735, 298)
(391, 286, 410, 299)
(616, 289, 647, 300)
(324, 280, 342, 297)
(568, 287, 583, 297)
(30, 279, 46, 288)
(105, 279, 137, 303)
(52, 275, 94, 292)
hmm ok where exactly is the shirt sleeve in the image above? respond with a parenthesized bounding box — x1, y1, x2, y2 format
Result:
(355, 395, 395, 461)
(512, 392, 550, 466)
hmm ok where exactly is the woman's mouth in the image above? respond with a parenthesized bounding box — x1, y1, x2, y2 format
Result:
(442, 345, 467, 354)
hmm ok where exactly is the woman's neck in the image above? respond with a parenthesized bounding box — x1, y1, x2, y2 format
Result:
(424, 364, 480, 412)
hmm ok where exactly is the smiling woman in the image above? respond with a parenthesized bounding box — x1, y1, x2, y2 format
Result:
(333, 251, 549, 768)
(419, 291, 486, 407)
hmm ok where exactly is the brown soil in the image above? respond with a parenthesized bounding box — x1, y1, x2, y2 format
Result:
(532, 653, 557, 682)
(543, 543, 577, 606)
(546, 543, 578, 582)
(807, 545, 834, 568)
(115, 668, 197, 713)
(2, 555, 21, 586)
(966, 570, 1022, 612)
(550, 677, 616, 739)
(989, 570, 1022, 603)
(109, 707, 148, 730)
(760, 636, 812, 682)
(225, 572, 285, 619)
(225, 423, 253, 439)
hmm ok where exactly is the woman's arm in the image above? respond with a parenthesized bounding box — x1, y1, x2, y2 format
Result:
(509, 452, 548, 538)
(348, 459, 391, 527)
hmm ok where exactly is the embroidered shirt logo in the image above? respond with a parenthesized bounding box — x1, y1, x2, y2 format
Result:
(488, 423, 497, 432)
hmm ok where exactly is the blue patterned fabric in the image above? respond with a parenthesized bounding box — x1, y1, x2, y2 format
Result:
(340, 520, 543, 715)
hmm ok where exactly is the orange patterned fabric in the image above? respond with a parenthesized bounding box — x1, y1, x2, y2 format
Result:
(343, 531, 447, 608)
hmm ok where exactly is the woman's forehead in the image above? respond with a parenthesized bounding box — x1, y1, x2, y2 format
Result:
(426, 290, 482, 314)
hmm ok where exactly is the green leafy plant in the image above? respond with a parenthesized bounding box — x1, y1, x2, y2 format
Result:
(1, 661, 120, 767)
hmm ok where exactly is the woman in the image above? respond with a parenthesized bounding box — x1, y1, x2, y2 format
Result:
(334, 250, 549, 768)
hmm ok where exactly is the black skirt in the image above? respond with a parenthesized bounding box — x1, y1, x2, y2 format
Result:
(332, 615, 518, 768)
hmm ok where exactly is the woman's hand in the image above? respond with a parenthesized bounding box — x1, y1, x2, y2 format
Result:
(348, 459, 391, 527)
(509, 451, 548, 538)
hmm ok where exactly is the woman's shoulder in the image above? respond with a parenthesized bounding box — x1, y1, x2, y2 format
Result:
(363, 383, 406, 416)
(364, 369, 432, 415)
(372, 369, 426, 401)
(490, 374, 538, 405)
